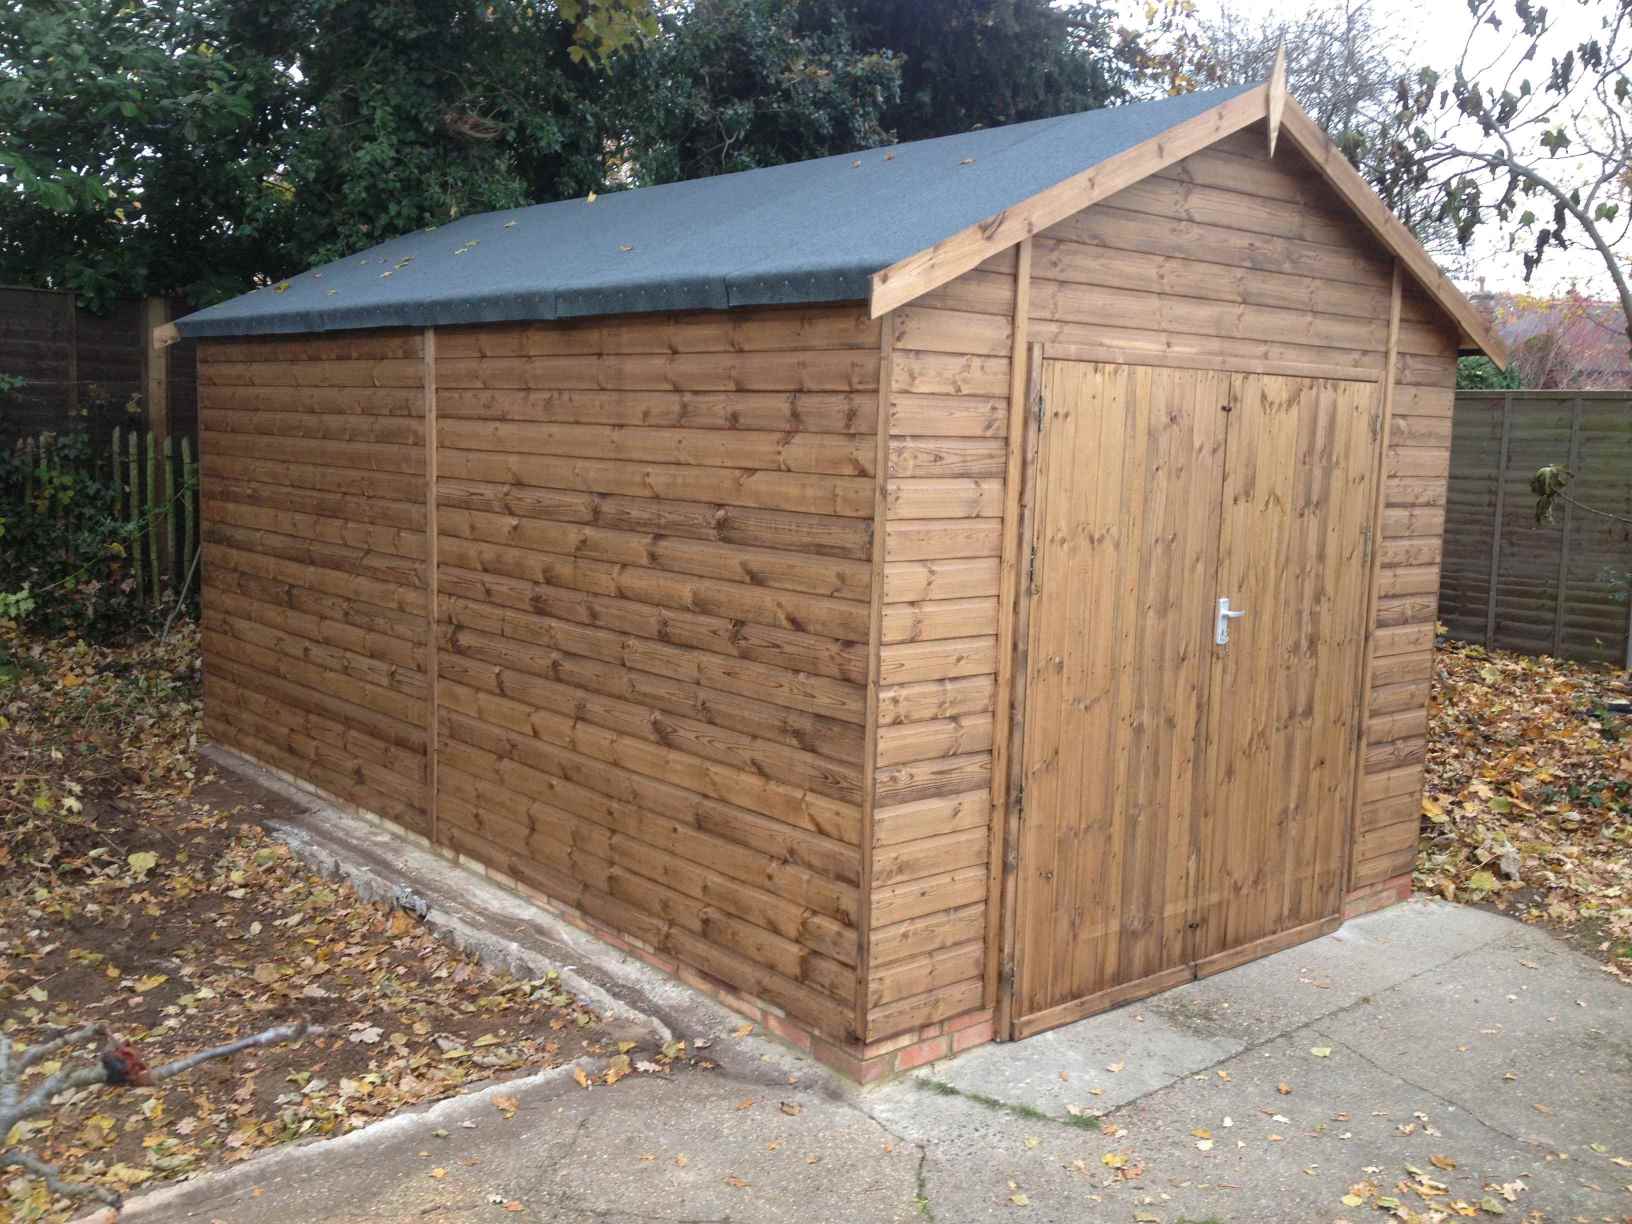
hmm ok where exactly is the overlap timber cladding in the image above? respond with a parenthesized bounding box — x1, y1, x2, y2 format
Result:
(866, 250, 1017, 1042)
(197, 331, 432, 834)
(431, 308, 878, 1044)
(1023, 122, 1459, 906)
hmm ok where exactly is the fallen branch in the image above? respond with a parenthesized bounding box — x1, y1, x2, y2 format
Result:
(0, 1020, 320, 1214)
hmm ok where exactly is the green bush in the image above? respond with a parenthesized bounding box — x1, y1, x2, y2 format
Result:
(0, 429, 151, 639)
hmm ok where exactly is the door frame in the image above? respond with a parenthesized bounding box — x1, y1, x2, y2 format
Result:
(993, 350, 1392, 1041)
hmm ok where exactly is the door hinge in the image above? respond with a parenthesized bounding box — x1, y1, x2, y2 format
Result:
(1033, 391, 1045, 434)
(1026, 543, 1037, 588)
(1361, 524, 1373, 565)
(1013, 782, 1024, 818)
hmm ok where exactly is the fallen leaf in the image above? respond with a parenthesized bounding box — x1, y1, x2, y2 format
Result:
(1310, 1047, 1332, 1058)
(494, 1095, 519, 1118)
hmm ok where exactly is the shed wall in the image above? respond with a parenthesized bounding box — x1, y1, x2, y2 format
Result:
(1021, 122, 1458, 909)
(856, 129, 1460, 1046)
(198, 330, 433, 833)
(201, 308, 882, 1048)
(860, 250, 1019, 1042)
(197, 124, 1472, 1064)
(429, 309, 879, 1045)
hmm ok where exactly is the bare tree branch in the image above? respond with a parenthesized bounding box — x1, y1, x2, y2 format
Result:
(0, 1020, 320, 1213)
(0, 1149, 122, 1210)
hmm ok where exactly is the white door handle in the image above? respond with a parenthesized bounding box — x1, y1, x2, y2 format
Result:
(1215, 597, 1247, 646)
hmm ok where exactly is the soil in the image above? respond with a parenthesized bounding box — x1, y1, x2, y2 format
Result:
(1, 698, 637, 1218)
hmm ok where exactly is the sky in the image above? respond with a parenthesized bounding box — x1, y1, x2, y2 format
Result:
(1139, 0, 1627, 304)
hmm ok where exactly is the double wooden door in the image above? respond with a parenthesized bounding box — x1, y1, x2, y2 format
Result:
(1008, 360, 1381, 1038)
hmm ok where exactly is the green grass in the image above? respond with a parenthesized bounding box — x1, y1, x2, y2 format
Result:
(914, 1078, 1100, 1130)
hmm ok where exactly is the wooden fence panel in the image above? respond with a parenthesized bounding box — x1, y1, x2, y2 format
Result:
(1440, 391, 1632, 667)
(0, 287, 192, 439)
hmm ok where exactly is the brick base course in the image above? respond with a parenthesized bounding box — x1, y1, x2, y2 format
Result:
(1342, 872, 1414, 919)
(215, 746, 995, 1083)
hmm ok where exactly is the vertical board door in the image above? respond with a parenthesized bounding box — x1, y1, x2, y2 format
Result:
(1009, 363, 1380, 1038)
(1189, 373, 1380, 971)
(1010, 362, 1230, 1035)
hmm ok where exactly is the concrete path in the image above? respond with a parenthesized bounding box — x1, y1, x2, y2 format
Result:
(116, 772, 1632, 1224)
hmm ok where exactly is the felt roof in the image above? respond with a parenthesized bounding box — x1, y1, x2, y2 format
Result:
(174, 85, 1259, 338)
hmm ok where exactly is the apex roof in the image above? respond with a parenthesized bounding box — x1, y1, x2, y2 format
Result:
(172, 76, 1504, 364)
(174, 86, 1258, 338)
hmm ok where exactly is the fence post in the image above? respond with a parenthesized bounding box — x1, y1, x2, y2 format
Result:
(143, 297, 172, 582)
(1551, 396, 1584, 658)
(128, 429, 142, 601)
(146, 429, 161, 604)
(181, 434, 196, 588)
(164, 434, 178, 597)
(111, 426, 123, 520)
(1483, 392, 1512, 649)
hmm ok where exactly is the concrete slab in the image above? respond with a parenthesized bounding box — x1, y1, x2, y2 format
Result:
(873, 899, 1518, 1127)
(111, 760, 1629, 1224)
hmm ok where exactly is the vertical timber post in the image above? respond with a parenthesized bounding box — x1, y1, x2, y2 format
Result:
(995, 340, 1045, 1041)
(854, 312, 894, 1046)
(143, 298, 173, 585)
(128, 430, 143, 602)
(423, 327, 439, 845)
(985, 238, 1032, 1019)
(1484, 392, 1512, 649)
(1551, 396, 1583, 658)
(1342, 259, 1402, 903)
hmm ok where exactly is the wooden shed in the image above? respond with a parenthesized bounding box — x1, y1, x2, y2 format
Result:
(169, 68, 1505, 1079)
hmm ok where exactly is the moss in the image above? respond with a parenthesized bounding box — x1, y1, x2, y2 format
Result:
(913, 1078, 1100, 1130)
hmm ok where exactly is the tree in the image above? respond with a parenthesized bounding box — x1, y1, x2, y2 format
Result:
(0, 0, 657, 307)
(1396, 0, 1632, 357)
(1175, 0, 1460, 253)
(1456, 355, 1522, 388)
(232, 0, 657, 272)
(1482, 289, 1632, 388)
(613, 0, 899, 185)
(0, 0, 285, 308)
(808, 0, 1141, 144)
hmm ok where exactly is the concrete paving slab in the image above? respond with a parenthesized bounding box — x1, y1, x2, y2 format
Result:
(134, 1065, 918, 1224)
(1331, 921, 1632, 1157)
(1145, 899, 1518, 1047)
(109, 763, 1628, 1224)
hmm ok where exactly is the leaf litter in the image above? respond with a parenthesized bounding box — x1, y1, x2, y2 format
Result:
(0, 625, 700, 1220)
(1418, 640, 1631, 978)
